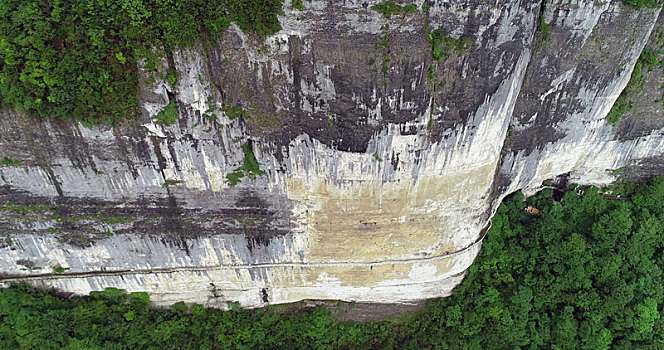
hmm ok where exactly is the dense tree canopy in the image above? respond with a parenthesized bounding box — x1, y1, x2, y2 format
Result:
(0, 0, 284, 125)
(1, 178, 663, 348)
(427, 179, 664, 349)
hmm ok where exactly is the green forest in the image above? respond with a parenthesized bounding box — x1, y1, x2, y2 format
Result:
(1, 178, 662, 349)
(0, 0, 283, 125)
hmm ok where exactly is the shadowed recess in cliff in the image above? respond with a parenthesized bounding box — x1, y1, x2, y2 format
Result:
(0, 188, 292, 250)
(231, 189, 292, 252)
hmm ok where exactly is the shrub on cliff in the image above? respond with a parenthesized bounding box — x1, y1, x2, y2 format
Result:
(624, 0, 663, 8)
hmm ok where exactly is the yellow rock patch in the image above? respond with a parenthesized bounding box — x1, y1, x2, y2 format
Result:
(285, 162, 495, 289)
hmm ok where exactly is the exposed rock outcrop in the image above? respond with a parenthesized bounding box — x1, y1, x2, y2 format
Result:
(1, 0, 663, 309)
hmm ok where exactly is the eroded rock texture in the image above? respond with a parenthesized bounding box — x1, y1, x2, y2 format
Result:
(1, 0, 663, 308)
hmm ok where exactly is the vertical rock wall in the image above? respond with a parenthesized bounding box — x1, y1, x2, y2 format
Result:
(500, 1, 663, 197)
(1, 0, 663, 308)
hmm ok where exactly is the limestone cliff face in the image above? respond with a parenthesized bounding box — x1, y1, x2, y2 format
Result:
(1, 0, 662, 308)
(499, 0, 664, 197)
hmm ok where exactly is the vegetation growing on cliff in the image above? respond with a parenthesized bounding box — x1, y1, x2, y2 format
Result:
(607, 30, 664, 125)
(1, 157, 19, 166)
(1, 177, 663, 348)
(226, 141, 266, 187)
(291, 0, 305, 11)
(152, 99, 179, 126)
(427, 29, 472, 61)
(371, 0, 418, 19)
(0, 0, 284, 125)
(624, 0, 663, 8)
(534, 13, 552, 52)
